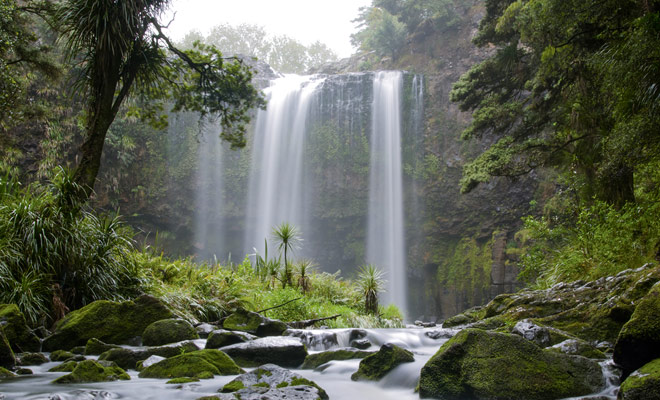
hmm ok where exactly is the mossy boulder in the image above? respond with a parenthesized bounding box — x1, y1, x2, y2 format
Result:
(167, 376, 200, 384)
(618, 358, 660, 400)
(0, 327, 16, 368)
(0, 304, 41, 352)
(138, 349, 243, 379)
(84, 338, 120, 355)
(220, 336, 307, 368)
(443, 306, 485, 328)
(418, 329, 604, 399)
(49, 350, 75, 362)
(43, 295, 173, 351)
(222, 309, 288, 337)
(52, 359, 130, 384)
(98, 340, 199, 370)
(614, 282, 660, 379)
(49, 361, 78, 372)
(220, 363, 328, 399)
(142, 318, 199, 346)
(18, 352, 49, 366)
(16, 367, 32, 375)
(301, 348, 374, 369)
(205, 329, 256, 349)
(351, 343, 414, 381)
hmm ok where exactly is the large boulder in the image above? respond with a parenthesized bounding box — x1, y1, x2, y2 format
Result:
(205, 329, 256, 349)
(18, 352, 49, 366)
(84, 338, 120, 355)
(418, 329, 604, 400)
(614, 282, 660, 379)
(618, 358, 660, 400)
(222, 309, 287, 337)
(301, 348, 373, 369)
(138, 349, 243, 379)
(0, 304, 40, 352)
(43, 295, 173, 351)
(142, 318, 198, 346)
(221, 336, 307, 368)
(98, 340, 199, 370)
(351, 343, 414, 381)
(52, 359, 130, 384)
(219, 364, 328, 400)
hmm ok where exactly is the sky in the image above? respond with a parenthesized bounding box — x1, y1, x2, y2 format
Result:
(164, 0, 372, 58)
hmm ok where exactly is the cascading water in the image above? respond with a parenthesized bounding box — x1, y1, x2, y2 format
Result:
(244, 75, 325, 256)
(366, 71, 407, 315)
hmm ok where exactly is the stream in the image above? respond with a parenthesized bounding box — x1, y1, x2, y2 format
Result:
(0, 327, 620, 399)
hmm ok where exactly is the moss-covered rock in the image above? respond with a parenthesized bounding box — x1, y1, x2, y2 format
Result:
(351, 343, 414, 381)
(618, 358, 660, 400)
(52, 359, 130, 384)
(614, 282, 660, 379)
(49, 350, 75, 362)
(0, 366, 16, 378)
(18, 352, 49, 366)
(16, 367, 33, 375)
(221, 336, 307, 368)
(0, 327, 16, 368)
(98, 340, 199, 370)
(167, 377, 200, 384)
(418, 329, 604, 399)
(0, 304, 41, 352)
(142, 318, 199, 346)
(84, 338, 120, 355)
(205, 329, 256, 349)
(443, 306, 485, 328)
(43, 295, 173, 351)
(220, 363, 328, 399)
(301, 348, 374, 369)
(549, 339, 607, 359)
(223, 308, 263, 334)
(48, 361, 78, 372)
(138, 349, 243, 379)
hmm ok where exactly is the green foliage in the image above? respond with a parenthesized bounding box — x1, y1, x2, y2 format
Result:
(272, 222, 301, 288)
(189, 23, 338, 74)
(352, 6, 407, 60)
(356, 264, 385, 314)
(451, 0, 660, 207)
(517, 199, 660, 287)
(0, 170, 140, 326)
(435, 236, 493, 302)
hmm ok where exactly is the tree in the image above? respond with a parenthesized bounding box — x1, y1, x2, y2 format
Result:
(351, 6, 407, 60)
(450, 0, 660, 208)
(357, 264, 384, 314)
(272, 222, 301, 288)
(55, 0, 264, 198)
(190, 23, 338, 74)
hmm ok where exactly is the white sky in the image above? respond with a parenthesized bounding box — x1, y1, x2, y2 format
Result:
(164, 0, 372, 58)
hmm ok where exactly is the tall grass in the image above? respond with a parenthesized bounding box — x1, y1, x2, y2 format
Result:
(0, 169, 140, 326)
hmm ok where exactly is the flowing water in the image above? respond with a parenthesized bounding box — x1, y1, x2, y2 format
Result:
(0, 327, 620, 400)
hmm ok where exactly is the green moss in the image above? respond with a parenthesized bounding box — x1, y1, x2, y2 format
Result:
(619, 358, 660, 400)
(19, 352, 48, 366)
(138, 349, 243, 379)
(99, 341, 199, 370)
(351, 344, 414, 381)
(222, 309, 263, 334)
(302, 349, 373, 369)
(142, 318, 198, 346)
(85, 338, 120, 355)
(166, 377, 200, 384)
(53, 360, 130, 384)
(0, 304, 41, 352)
(196, 371, 214, 379)
(50, 350, 75, 362)
(48, 361, 78, 372)
(43, 295, 173, 351)
(418, 329, 604, 399)
(0, 366, 16, 378)
(276, 381, 289, 388)
(253, 382, 270, 388)
(0, 326, 16, 368)
(221, 379, 246, 392)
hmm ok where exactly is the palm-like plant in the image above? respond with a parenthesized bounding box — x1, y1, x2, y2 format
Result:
(295, 259, 316, 294)
(357, 264, 385, 315)
(272, 222, 301, 288)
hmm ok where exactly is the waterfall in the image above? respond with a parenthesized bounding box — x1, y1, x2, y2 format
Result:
(366, 71, 407, 315)
(244, 75, 326, 255)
